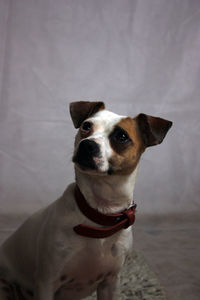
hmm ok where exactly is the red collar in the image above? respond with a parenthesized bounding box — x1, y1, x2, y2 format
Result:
(73, 185, 137, 238)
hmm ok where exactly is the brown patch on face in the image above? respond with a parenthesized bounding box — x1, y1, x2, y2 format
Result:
(109, 117, 145, 175)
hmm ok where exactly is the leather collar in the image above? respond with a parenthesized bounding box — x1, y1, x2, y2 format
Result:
(73, 185, 137, 238)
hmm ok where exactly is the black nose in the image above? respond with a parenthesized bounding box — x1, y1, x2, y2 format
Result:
(73, 140, 100, 170)
(79, 140, 100, 156)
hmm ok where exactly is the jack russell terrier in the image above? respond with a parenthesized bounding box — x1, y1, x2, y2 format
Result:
(0, 101, 172, 300)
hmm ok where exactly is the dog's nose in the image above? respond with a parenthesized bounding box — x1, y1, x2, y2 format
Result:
(79, 140, 100, 157)
(73, 139, 101, 170)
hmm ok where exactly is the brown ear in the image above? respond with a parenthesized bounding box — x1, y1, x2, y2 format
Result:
(136, 113, 172, 147)
(70, 101, 105, 128)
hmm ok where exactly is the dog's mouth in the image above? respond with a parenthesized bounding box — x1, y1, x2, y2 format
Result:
(73, 155, 99, 171)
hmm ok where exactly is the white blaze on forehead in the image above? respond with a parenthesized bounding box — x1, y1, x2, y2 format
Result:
(89, 109, 126, 132)
(86, 110, 126, 172)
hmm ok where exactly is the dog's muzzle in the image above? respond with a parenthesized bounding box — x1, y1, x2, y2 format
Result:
(73, 139, 101, 170)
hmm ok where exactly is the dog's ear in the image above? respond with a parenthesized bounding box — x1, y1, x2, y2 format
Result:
(70, 101, 105, 128)
(136, 113, 172, 147)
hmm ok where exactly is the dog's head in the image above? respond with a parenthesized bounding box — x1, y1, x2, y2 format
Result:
(70, 101, 172, 176)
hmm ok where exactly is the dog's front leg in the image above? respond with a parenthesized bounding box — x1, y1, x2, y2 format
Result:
(34, 281, 54, 300)
(97, 274, 120, 300)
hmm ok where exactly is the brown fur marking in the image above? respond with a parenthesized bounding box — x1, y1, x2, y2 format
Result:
(109, 117, 145, 175)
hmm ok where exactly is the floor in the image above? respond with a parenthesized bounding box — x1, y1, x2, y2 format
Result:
(134, 212, 200, 300)
(0, 213, 199, 300)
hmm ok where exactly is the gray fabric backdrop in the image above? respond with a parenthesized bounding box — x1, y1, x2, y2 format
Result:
(0, 0, 199, 215)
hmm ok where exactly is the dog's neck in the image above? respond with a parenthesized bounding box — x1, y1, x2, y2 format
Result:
(74, 166, 138, 214)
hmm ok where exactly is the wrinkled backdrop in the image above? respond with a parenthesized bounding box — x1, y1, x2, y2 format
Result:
(0, 0, 199, 215)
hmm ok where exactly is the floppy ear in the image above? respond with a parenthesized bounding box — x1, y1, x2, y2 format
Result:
(136, 113, 172, 147)
(70, 101, 105, 128)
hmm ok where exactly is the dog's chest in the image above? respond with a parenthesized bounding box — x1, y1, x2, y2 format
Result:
(53, 239, 124, 298)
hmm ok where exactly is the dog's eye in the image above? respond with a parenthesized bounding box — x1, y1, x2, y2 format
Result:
(111, 127, 131, 144)
(115, 131, 130, 143)
(82, 121, 92, 132)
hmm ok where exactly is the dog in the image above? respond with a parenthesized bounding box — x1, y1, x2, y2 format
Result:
(0, 101, 172, 300)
